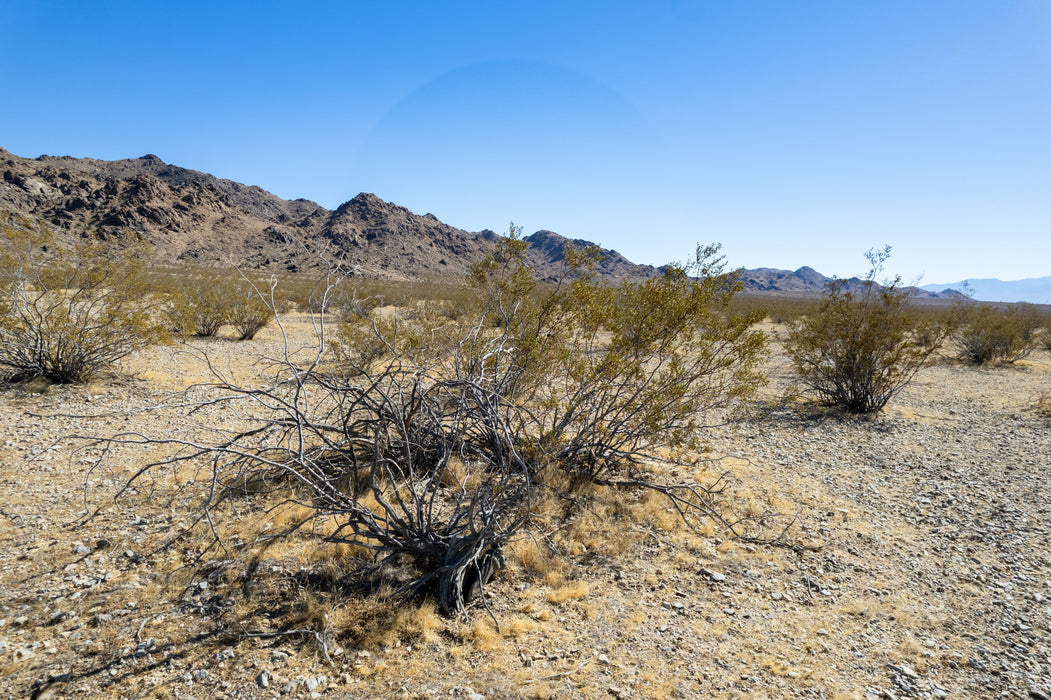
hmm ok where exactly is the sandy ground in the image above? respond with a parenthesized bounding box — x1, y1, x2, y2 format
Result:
(0, 318, 1049, 699)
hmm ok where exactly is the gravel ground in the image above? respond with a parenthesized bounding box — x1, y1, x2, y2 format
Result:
(0, 326, 1048, 699)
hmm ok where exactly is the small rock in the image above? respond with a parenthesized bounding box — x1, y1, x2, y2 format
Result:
(255, 670, 270, 688)
(305, 677, 319, 692)
(597, 653, 610, 664)
(816, 628, 829, 636)
(271, 649, 289, 662)
(701, 568, 727, 582)
(73, 545, 91, 555)
(193, 669, 209, 681)
(896, 663, 919, 679)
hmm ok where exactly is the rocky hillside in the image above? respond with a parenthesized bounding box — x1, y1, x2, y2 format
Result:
(0, 148, 655, 280)
(739, 265, 948, 300)
(0, 147, 953, 296)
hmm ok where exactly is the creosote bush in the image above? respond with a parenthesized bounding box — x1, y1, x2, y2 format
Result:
(163, 269, 275, 340)
(164, 273, 227, 337)
(785, 246, 949, 414)
(111, 227, 768, 618)
(0, 215, 165, 383)
(953, 299, 1040, 365)
(228, 277, 276, 340)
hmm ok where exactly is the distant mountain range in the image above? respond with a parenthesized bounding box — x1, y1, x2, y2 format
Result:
(920, 278, 1051, 305)
(0, 148, 656, 282)
(0, 148, 961, 299)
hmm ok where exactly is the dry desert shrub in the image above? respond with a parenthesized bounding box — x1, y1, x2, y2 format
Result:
(0, 215, 165, 383)
(161, 268, 275, 340)
(227, 276, 277, 340)
(953, 299, 1041, 365)
(785, 247, 949, 414)
(105, 227, 768, 620)
(1037, 392, 1051, 418)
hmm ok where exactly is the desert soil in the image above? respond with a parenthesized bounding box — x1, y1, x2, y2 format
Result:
(0, 318, 1049, 700)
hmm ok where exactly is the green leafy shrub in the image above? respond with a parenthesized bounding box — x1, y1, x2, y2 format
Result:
(784, 247, 948, 414)
(0, 216, 165, 383)
(954, 300, 1040, 365)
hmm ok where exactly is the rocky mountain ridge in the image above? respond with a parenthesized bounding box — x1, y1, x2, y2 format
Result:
(0, 148, 660, 281)
(1, 148, 952, 296)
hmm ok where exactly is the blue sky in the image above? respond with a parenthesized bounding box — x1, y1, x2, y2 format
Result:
(2, 1, 1049, 283)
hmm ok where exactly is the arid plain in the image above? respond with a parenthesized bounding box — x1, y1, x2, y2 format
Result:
(0, 314, 1049, 700)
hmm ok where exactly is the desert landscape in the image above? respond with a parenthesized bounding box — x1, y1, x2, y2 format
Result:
(5, 4, 1050, 697)
(1, 150, 1050, 700)
(0, 306, 1048, 699)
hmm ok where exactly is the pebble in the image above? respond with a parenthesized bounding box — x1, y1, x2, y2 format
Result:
(701, 568, 727, 582)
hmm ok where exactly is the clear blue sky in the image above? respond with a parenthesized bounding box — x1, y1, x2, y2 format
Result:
(2, 1, 1049, 283)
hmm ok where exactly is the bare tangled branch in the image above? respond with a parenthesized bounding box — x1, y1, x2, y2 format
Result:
(90, 232, 773, 619)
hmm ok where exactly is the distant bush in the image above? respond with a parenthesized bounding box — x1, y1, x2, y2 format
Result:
(227, 277, 276, 340)
(165, 272, 231, 338)
(953, 300, 1040, 365)
(162, 270, 275, 340)
(0, 216, 165, 383)
(784, 247, 948, 414)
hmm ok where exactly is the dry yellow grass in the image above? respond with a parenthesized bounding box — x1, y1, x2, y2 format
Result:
(544, 580, 590, 605)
